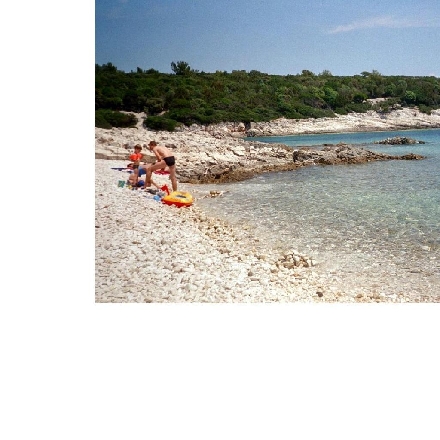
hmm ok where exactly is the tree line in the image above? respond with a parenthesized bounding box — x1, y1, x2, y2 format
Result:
(95, 61, 440, 130)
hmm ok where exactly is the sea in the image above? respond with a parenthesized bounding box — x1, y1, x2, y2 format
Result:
(195, 128, 440, 299)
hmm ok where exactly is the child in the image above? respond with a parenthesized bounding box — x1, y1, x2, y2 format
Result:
(127, 165, 160, 190)
(128, 144, 143, 186)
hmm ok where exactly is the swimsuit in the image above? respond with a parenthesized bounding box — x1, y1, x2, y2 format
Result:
(164, 156, 175, 166)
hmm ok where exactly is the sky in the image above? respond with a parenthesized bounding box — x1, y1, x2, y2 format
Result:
(96, 0, 440, 76)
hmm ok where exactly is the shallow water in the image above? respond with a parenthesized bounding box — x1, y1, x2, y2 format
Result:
(195, 129, 440, 299)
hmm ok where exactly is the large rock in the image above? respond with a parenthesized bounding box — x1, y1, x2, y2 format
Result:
(374, 136, 425, 145)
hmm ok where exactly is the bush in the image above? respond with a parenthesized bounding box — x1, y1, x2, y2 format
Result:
(418, 104, 433, 114)
(292, 103, 333, 118)
(167, 108, 197, 125)
(95, 111, 112, 129)
(95, 110, 137, 128)
(335, 107, 348, 115)
(344, 102, 371, 113)
(144, 98, 165, 115)
(403, 90, 417, 104)
(144, 116, 178, 131)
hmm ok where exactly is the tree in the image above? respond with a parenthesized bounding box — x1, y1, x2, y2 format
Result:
(319, 70, 333, 77)
(301, 70, 315, 77)
(95, 63, 440, 127)
(171, 61, 192, 75)
(353, 92, 368, 103)
(101, 62, 118, 73)
(404, 90, 417, 104)
(323, 87, 338, 107)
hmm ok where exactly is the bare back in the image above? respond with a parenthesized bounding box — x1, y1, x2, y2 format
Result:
(152, 145, 173, 160)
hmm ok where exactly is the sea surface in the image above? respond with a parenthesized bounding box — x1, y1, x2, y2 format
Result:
(195, 129, 440, 299)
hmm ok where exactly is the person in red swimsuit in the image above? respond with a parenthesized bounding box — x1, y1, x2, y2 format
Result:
(142, 140, 177, 191)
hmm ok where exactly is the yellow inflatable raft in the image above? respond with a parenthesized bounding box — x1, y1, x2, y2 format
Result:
(162, 191, 194, 208)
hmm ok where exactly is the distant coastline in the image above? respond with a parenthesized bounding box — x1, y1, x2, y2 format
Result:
(117, 106, 440, 139)
(245, 107, 440, 137)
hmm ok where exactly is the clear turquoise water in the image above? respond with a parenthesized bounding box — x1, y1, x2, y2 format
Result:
(196, 129, 440, 298)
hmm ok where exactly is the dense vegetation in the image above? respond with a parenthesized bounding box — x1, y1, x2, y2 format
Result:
(95, 61, 440, 130)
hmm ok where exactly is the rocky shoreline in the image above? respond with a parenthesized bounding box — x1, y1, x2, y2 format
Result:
(95, 108, 440, 302)
(246, 107, 440, 136)
(96, 107, 437, 184)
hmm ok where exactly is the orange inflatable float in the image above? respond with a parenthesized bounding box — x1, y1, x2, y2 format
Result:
(162, 191, 194, 208)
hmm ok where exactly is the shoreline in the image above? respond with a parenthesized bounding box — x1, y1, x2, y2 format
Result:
(245, 107, 440, 137)
(96, 108, 436, 185)
(95, 110, 440, 302)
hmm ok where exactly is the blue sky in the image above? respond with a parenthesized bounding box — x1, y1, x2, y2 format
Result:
(95, 0, 440, 76)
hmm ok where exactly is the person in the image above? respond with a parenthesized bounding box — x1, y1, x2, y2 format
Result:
(127, 165, 160, 190)
(128, 144, 143, 186)
(143, 140, 177, 191)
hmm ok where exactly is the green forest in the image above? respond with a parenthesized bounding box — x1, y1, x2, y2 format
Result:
(95, 61, 440, 131)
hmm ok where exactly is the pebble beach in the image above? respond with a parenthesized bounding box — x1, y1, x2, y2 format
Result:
(95, 160, 333, 302)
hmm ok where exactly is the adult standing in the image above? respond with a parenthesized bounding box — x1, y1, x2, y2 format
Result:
(143, 141, 177, 191)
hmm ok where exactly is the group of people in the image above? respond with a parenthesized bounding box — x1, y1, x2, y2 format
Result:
(127, 140, 178, 192)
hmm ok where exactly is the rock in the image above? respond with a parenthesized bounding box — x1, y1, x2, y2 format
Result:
(374, 136, 425, 145)
(96, 108, 437, 184)
(400, 153, 424, 160)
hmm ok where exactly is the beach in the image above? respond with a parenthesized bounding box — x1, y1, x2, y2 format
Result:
(96, 160, 334, 302)
(95, 108, 440, 302)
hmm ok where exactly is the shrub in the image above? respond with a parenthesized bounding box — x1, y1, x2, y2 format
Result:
(144, 98, 165, 115)
(95, 110, 137, 128)
(144, 116, 178, 131)
(95, 111, 112, 129)
(403, 90, 417, 104)
(419, 104, 433, 114)
(167, 108, 196, 125)
(344, 102, 371, 113)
